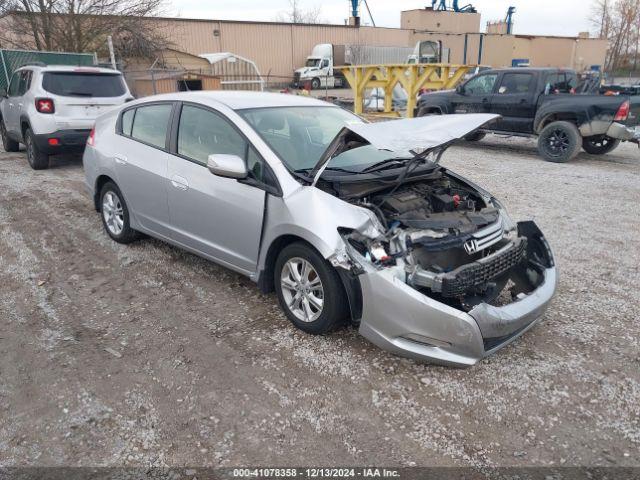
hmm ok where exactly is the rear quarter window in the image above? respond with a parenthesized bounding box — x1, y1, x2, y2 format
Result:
(42, 72, 127, 97)
(121, 109, 135, 136)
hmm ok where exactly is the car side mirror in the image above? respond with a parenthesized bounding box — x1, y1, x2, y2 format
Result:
(456, 84, 465, 95)
(207, 154, 248, 179)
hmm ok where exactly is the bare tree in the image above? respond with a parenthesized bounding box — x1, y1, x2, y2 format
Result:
(0, 0, 170, 61)
(591, 0, 640, 71)
(590, 0, 612, 38)
(275, 0, 323, 24)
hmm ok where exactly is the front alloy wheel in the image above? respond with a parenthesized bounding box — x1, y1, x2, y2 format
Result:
(280, 257, 324, 323)
(274, 242, 348, 335)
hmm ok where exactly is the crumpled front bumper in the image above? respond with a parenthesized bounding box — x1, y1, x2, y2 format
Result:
(357, 222, 557, 367)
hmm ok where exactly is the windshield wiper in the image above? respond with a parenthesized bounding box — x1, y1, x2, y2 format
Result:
(323, 166, 360, 174)
(361, 158, 409, 173)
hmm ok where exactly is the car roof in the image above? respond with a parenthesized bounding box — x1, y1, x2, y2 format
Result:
(16, 65, 122, 75)
(483, 67, 575, 74)
(131, 91, 335, 111)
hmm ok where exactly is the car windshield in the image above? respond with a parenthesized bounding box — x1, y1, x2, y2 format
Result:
(42, 72, 127, 97)
(305, 59, 321, 68)
(239, 106, 411, 173)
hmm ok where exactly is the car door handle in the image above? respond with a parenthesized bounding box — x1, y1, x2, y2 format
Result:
(114, 154, 128, 165)
(482, 98, 490, 103)
(170, 175, 188, 191)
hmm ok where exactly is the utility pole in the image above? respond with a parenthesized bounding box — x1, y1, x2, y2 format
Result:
(107, 35, 117, 70)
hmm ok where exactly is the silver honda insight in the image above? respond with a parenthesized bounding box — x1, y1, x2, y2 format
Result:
(83, 91, 557, 367)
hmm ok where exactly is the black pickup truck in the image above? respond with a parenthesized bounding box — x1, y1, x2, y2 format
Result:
(417, 67, 640, 162)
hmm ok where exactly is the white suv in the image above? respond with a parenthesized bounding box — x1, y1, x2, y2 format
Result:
(0, 65, 132, 169)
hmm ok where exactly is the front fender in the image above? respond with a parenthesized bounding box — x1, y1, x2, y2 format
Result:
(258, 186, 376, 272)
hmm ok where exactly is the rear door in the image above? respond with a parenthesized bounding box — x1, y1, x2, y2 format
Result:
(166, 103, 266, 274)
(113, 102, 173, 237)
(42, 71, 129, 129)
(490, 72, 536, 133)
(451, 72, 498, 114)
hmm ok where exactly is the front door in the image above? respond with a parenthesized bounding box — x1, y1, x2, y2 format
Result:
(113, 102, 174, 238)
(4, 71, 23, 134)
(490, 72, 536, 133)
(166, 103, 265, 274)
(451, 73, 499, 114)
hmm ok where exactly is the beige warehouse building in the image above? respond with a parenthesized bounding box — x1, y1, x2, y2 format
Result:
(144, 7, 607, 79)
(0, 7, 608, 80)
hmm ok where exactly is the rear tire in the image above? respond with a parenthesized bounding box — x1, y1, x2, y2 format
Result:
(274, 242, 348, 335)
(24, 128, 49, 170)
(582, 135, 620, 155)
(0, 119, 19, 152)
(537, 121, 581, 163)
(464, 131, 486, 142)
(99, 181, 140, 244)
(417, 108, 442, 117)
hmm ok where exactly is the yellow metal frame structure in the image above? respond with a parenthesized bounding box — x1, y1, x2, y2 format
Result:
(339, 63, 474, 118)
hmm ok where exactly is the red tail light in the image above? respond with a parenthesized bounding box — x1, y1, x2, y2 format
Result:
(35, 98, 55, 114)
(87, 128, 96, 147)
(614, 100, 630, 121)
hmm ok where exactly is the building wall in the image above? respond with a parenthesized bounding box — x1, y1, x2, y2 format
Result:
(401, 9, 481, 34)
(410, 30, 606, 69)
(147, 18, 412, 80)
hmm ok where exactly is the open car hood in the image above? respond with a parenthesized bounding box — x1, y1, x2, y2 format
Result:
(311, 113, 500, 186)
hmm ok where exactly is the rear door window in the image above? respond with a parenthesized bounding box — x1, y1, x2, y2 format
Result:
(130, 104, 173, 149)
(498, 73, 533, 94)
(42, 72, 127, 97)
(545, 73, 575, 94)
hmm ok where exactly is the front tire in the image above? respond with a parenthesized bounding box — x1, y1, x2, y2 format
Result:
(24, 128, 49, 170)
(537, 121, 581, 163)
(0, 119, 19, 152)
(582, 135, 620, 155)
(311, 77, 321, 90)
(274, 242, 348, 335)
(99, 181, 140, 244)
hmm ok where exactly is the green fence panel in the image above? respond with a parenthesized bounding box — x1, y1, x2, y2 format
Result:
(0, 49, 96, 91)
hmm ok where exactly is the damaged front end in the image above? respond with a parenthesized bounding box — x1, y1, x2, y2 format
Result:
(334, 171, 556, 365)
(315, 114, 557, 366)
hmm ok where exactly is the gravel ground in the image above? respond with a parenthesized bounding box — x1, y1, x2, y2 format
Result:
(0, 135, 638, 470)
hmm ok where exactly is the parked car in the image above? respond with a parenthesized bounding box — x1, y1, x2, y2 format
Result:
(0, 65, 132, 169)
(417, 67, 640, 162)
(83, 92, 557, 367)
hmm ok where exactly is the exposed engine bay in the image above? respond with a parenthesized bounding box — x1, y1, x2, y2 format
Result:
(324, 165, 553, 312)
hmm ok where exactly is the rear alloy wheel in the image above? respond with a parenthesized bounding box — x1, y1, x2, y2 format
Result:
(24, 128, 49, 170)
(100, 181, 140, 244)
(537, 121, 581, 163)
(274, 242, 348, 335)
(582, 135, 620, 155)
(0, 119, 19, 152)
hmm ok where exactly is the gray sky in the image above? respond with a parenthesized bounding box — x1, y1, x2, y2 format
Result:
(170, 1, 594, 37)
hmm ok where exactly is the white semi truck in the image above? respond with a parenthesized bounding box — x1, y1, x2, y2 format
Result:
(293, 43, 414, 89)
